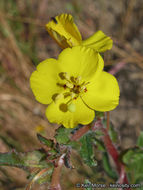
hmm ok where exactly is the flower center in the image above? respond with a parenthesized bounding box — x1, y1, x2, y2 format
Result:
(59, 72, 88, 97)
(52, 72, 89, 113)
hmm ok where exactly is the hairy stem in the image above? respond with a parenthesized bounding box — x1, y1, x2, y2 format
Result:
(50, 154, 65, 190)
(71, 119, 130, 188)
(94, 120, 130, 188)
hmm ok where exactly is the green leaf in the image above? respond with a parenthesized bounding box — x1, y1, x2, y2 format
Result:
(102, 119, 118, 143)
(79, 132, 97, 167)
(84, 179, 92, 190)
(137, 131, 143, 148)
(108, 122, 118, 143)
(67, 140, 81, 150)
(93, 137, 105, 151)
(55, 126, 72, 144)
(0, 149, 48, 169)
(37, 133, 54, 148)
(95, 111, 104, 119)
(102, 152, 118, 179)
(0, 150, 24, 167)
(122, 148, 143, 183)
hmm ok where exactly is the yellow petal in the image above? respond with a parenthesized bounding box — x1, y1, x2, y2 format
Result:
(82, 30, 113, 52)
(58, 46, 104, 81)
(46, 14, 82, 48)
(82, 71, 120, 111)
(46, 97, 95, 128)
(30, 58, 62, 104)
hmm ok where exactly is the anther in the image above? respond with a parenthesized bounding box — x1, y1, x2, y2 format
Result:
(66, 82, 74, 89)
(59, 72, 70, 80)
(63, 84, 67, 89)
(64, 72, 70, 80)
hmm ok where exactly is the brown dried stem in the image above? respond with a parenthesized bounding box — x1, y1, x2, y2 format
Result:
(26, 168, 50, 190)
(0, 11, 31, 78)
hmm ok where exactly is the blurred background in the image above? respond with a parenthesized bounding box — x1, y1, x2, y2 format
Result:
(0, 0, 143, 189)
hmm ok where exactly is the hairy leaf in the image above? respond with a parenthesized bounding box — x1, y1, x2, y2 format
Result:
(55, 126, 72, 144)
(102, 152, 118, 179)
(79, 132, 97, 167)
(0, 149, 48, 169)
(102, 119, 118, 143)
(37, 133, 54, 148)
(122, 148, 143, 183)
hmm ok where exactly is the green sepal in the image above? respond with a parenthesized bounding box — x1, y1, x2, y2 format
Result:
(55, 126, 72, 144)
(37, 133, 54, 148)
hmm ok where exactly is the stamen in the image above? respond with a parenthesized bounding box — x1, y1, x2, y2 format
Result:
(59, 72, 70, 81)
(54, 93, 64, 103)
(81, 85, 86, 91)
(67, 103, 76, 112)
(76, 76, 82, 84)
(59, 103, 68, 112)
(57, 72, 88, 102)
(70, 76, 76, 83)
(66, 82, 74, 89)
(84, 82, 90, 86)
(71, 92, 76, 99)
(64, 72, 70, 80)
(63, 92, 71, 98)
(63, 84, 67, 89)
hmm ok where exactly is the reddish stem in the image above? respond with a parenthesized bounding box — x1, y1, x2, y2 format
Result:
(109, 62, 127, 75)
(50, 154, 65, 190)
(71, 120, 102, 141)
(101, 127, 120, 172)
(70, 124, 91, 141)
(71, 120, 130, 189)
(95, 121, 130, 189)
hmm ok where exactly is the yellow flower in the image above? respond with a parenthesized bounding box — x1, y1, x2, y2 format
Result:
(30, 46, 119, 128)
(46, 13, 113, 52)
